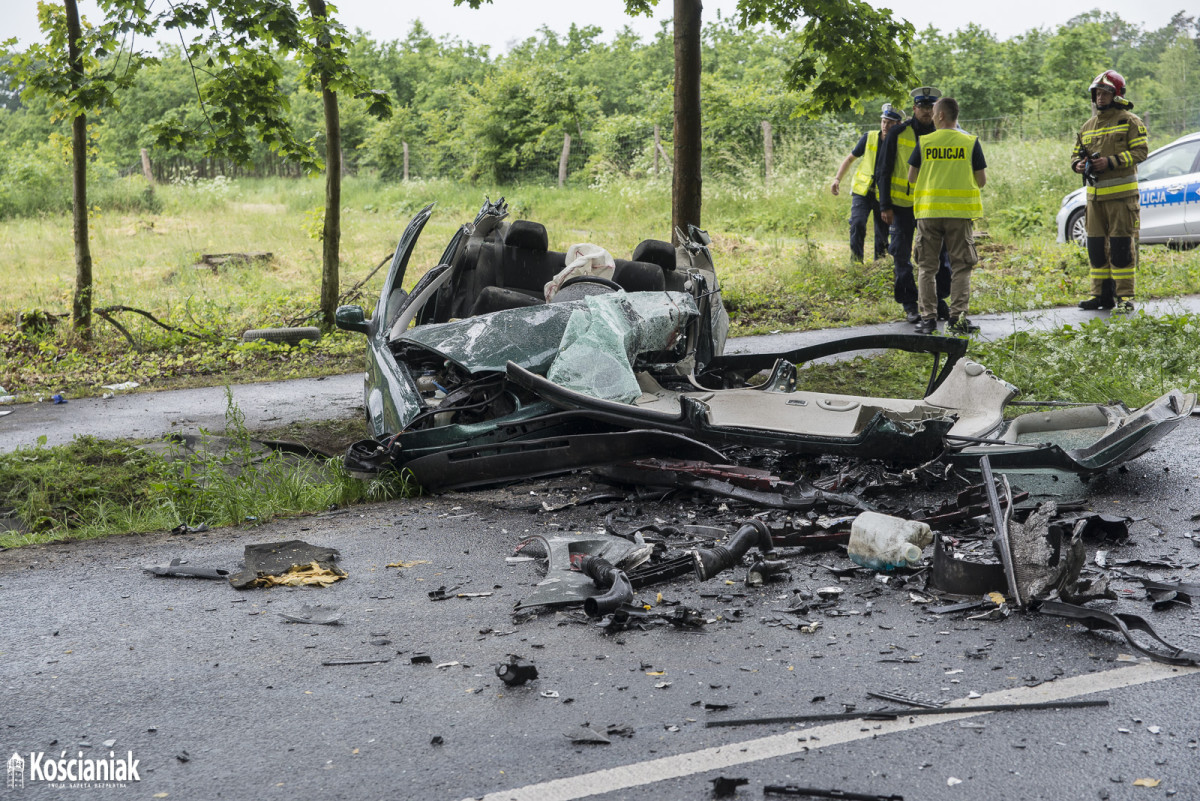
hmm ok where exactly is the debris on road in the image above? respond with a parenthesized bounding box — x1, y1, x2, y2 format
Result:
(143, 558, 230, 580)
(229, 540, 346, 589)
(495, 656, 538, 686)
(764, 786, 904, 800)
(710, 776, 748, 797)
(564, 724, 611, 745)
(278, 603, 343, 625)
(705, 698, 1110, 728)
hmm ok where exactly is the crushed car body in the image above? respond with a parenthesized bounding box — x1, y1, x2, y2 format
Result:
(336, 200, 1195, 487)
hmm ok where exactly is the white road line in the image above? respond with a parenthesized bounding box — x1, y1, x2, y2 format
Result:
(464, 662, 1199, 801)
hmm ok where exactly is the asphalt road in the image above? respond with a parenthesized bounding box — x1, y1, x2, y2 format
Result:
(3, 418, 1199, 800)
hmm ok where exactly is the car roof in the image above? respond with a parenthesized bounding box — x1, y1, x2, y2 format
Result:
(1152, 131, 1200, 156)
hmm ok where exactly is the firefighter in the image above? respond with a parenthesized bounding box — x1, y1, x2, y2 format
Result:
(831, 103, 903, 262)
(1072, 70, 1148, 311)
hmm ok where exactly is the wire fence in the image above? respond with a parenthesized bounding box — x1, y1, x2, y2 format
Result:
(137, 97, 1200, 188)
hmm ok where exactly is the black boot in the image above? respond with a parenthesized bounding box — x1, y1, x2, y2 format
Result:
(1079, 296, 1114, 310)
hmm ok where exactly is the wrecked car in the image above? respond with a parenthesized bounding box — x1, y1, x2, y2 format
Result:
(336, 199, 1195, 489)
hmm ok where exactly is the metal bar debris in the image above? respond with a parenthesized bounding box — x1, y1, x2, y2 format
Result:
(704, 699, 1109, 728)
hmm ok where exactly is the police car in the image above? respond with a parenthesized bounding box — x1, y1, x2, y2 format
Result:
(1056, 131, 1200, 248)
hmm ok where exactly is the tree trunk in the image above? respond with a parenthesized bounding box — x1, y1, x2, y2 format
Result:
(65, 0, 93, 338)
(558, 133, 571, 188)
(140, 148, 155, 185)
(761, 120, 773, 188)
(403, 141, 409, 181)
(653, 123, 661, 175)
(309, 0, 341, 328)
(672, 0, 702, 244)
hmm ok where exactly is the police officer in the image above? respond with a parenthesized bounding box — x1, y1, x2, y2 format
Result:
(832, 103, 903, 262)
(878, 87, 951, 324)
(1072, 70, 1148, 311)
(907, 97, 987, 335)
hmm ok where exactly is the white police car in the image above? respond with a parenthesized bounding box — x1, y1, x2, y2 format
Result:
(1056, 131, 1200, 247)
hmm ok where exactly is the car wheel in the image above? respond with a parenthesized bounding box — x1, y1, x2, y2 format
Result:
(1066, 208, 1087, 247)
(241, 326, 322, 345)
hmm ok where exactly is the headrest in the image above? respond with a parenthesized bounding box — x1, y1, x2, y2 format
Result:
(631, 239, 676, 271)
(504, 220, 548, 252)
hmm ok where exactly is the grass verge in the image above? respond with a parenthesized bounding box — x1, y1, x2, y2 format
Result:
(0, 396, 414, 549)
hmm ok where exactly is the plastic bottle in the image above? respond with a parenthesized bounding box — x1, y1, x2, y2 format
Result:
(847, 511, 933, 571)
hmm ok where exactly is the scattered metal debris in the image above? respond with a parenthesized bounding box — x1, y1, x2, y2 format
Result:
(278, 603, 343, 625)
(764, 786, 904, 801)
(705, 698, 1109, 728)
(143, 558, 230, 580)
(565, 724, 611, 745)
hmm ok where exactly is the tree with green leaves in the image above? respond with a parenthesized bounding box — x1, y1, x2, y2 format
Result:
(2, 0, 156, 336)
(458, 0, 914, 239)
(156, 0, 391, 327)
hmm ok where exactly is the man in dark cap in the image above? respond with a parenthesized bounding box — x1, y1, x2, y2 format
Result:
(877, 86, 951, 324)
(831, 103, 903, 262)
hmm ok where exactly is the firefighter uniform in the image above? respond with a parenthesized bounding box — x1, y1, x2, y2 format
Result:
(911, 128, 985, 324)
(1071, 98, 1148, 300)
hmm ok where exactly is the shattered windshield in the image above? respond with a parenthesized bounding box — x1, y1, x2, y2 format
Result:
(547, 292, 698, 403)
(396, 292, 697, 396)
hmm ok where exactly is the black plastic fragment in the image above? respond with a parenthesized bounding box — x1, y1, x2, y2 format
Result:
(710, 776, 748, 797)
(575, 555, 634, 617)
(1038, 600, 1200, 666)
(693, 519, 773, 581)
(496, 656, 539, 686)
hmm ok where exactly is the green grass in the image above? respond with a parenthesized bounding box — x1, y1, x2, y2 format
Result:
(0, 395, 415, 549)
(795, 311, 1200, 410)
(3, 136, 1200, 399)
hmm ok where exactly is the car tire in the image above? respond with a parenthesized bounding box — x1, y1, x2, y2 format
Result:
(1066, 208, 1087, 247)
(241, 326, 322, 345)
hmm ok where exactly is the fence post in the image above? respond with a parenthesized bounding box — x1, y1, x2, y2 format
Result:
(654, 123, 661, 175)
(403, 141, 410, 182)
(558, 132, 571, 188)
(761, 120, 773, 188)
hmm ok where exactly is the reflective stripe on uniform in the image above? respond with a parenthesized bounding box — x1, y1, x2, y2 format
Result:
(1087, 180, 1139, 198)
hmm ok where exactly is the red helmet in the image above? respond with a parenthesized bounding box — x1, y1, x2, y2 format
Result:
(1090, 70, 1126, 99)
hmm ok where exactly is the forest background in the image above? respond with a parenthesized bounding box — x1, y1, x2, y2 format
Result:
(2, 8, 1200, 399)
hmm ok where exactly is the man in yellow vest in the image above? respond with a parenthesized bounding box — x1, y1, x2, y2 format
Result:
(1071, 70, 1147, 311)
(878, 86, 952, 324)
(906, 97, 987, 336)
(831, 103, 903, 262)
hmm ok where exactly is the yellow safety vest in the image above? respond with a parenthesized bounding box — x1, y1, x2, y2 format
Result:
(913, 128, 982, 220)
(889, 126, 917, 207)
(851, 131, 880, 197)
